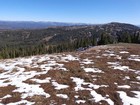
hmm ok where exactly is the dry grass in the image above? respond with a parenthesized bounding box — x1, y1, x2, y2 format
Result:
(0, 87, 21, 104)
(0, 85, 16, 98)
(0, 43, 140, 105)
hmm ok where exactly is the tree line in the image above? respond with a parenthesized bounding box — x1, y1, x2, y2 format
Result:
(0, 32, 140, 59)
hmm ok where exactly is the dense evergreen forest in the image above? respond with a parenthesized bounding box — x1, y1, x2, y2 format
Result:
(0, 22, 140, 59)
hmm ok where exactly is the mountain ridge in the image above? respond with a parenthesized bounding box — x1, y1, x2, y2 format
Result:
(0, 20, 88, 30)
(0, 20, 139, 30)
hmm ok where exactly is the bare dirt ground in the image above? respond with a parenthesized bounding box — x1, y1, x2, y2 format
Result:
(0, 43, 140, 105)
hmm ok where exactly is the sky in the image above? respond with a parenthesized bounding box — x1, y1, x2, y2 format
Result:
(0, 0, 139, 25)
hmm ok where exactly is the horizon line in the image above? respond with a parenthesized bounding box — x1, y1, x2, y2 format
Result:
(0, 19, 139, 26)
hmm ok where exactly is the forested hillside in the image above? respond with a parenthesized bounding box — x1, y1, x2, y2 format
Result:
(0, 22, 140, 59)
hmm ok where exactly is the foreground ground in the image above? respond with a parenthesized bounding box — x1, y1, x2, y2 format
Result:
(0, 43, 140, 105)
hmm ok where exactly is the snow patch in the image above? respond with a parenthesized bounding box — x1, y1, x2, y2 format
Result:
(52, 81, 69, 90)
(118, 91, 140, 105)
(83, 68, 102, 73)
(13, 84, 50, 99)
(56, 94, 68, 99)
(61, 54, 79, 62)
(76, 100, 86, 104)
(115, 55, 122, 60)
(136, 76, 140, 80)
(110, 65, 129, 71)
(128, 55, 140, 62)
(74, 95, 79, 98)
(2, 94, 12, 99)
(107, 62, 120, 65)
(102, 53, 116, 57)
(81, 59, 94, 65)
(118, 85, 131, 89)
(120, 51, 129, 54)
(31, 77, 51, 83)
(7, 100, 35, 105)
(124, 76, 130, 80)
(71, 77, 108, 91)
(90, 90, 114, 105)
(70, 77, 85, 91)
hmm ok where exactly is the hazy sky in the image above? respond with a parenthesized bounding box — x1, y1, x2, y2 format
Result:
(0, 0, 139, 24)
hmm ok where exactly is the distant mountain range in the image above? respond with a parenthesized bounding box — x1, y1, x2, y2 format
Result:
(0, 21, 87, 30)
(0, 20, 139, 30)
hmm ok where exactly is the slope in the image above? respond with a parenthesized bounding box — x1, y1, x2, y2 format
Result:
(0, 43, 140, 105)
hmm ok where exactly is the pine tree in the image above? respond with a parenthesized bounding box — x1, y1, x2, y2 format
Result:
(125, 32, 131, 43)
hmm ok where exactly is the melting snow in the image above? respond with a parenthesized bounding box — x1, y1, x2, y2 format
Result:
(81, 59, 94, 65)
(6, 100, 35, 105)
(115, 55, 122, 60)
(0, 49, 139, 105)
(118, 91, 140, 105)
(96, 56, 101, 58)
(136, 76, 140, 80)
(40, 64, 52, 71)
(52, 81, 69, 90)
(37, 56, 50, 63)
(131, 81, 140, 85)
(0, 54, 73, 100)
(130, 55, 139, 57)
(0, 62, 22, 71)
(111, 65, 129, 71)
(128, 55, 140, 62)
(1, 94, 12, 99)
(120, 51, 129, 54)
(70, 77, 85, 91)
(61, 54, 79, 62)
(90, 90, 114, 105)
(118, 85, 131, 89)
(31, 77, 51, 83)
(102, 53, 116, 57)
(107, 62, 120, 65)
(135, 71, 140, 75)
(76, 100, 86, 104)
(105, 50, 115, 54)
(1, 58, 69, 101)
(13, 83, 50, 99)
(71, 77, 108, 91)
(124, 76, 130, 80)
(74, 95, 79, 98)
(107, 62, 131, 71)
(56, 94, 68, 99)
(83, 68, 102, 73)
(102, 50, 116, 57)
